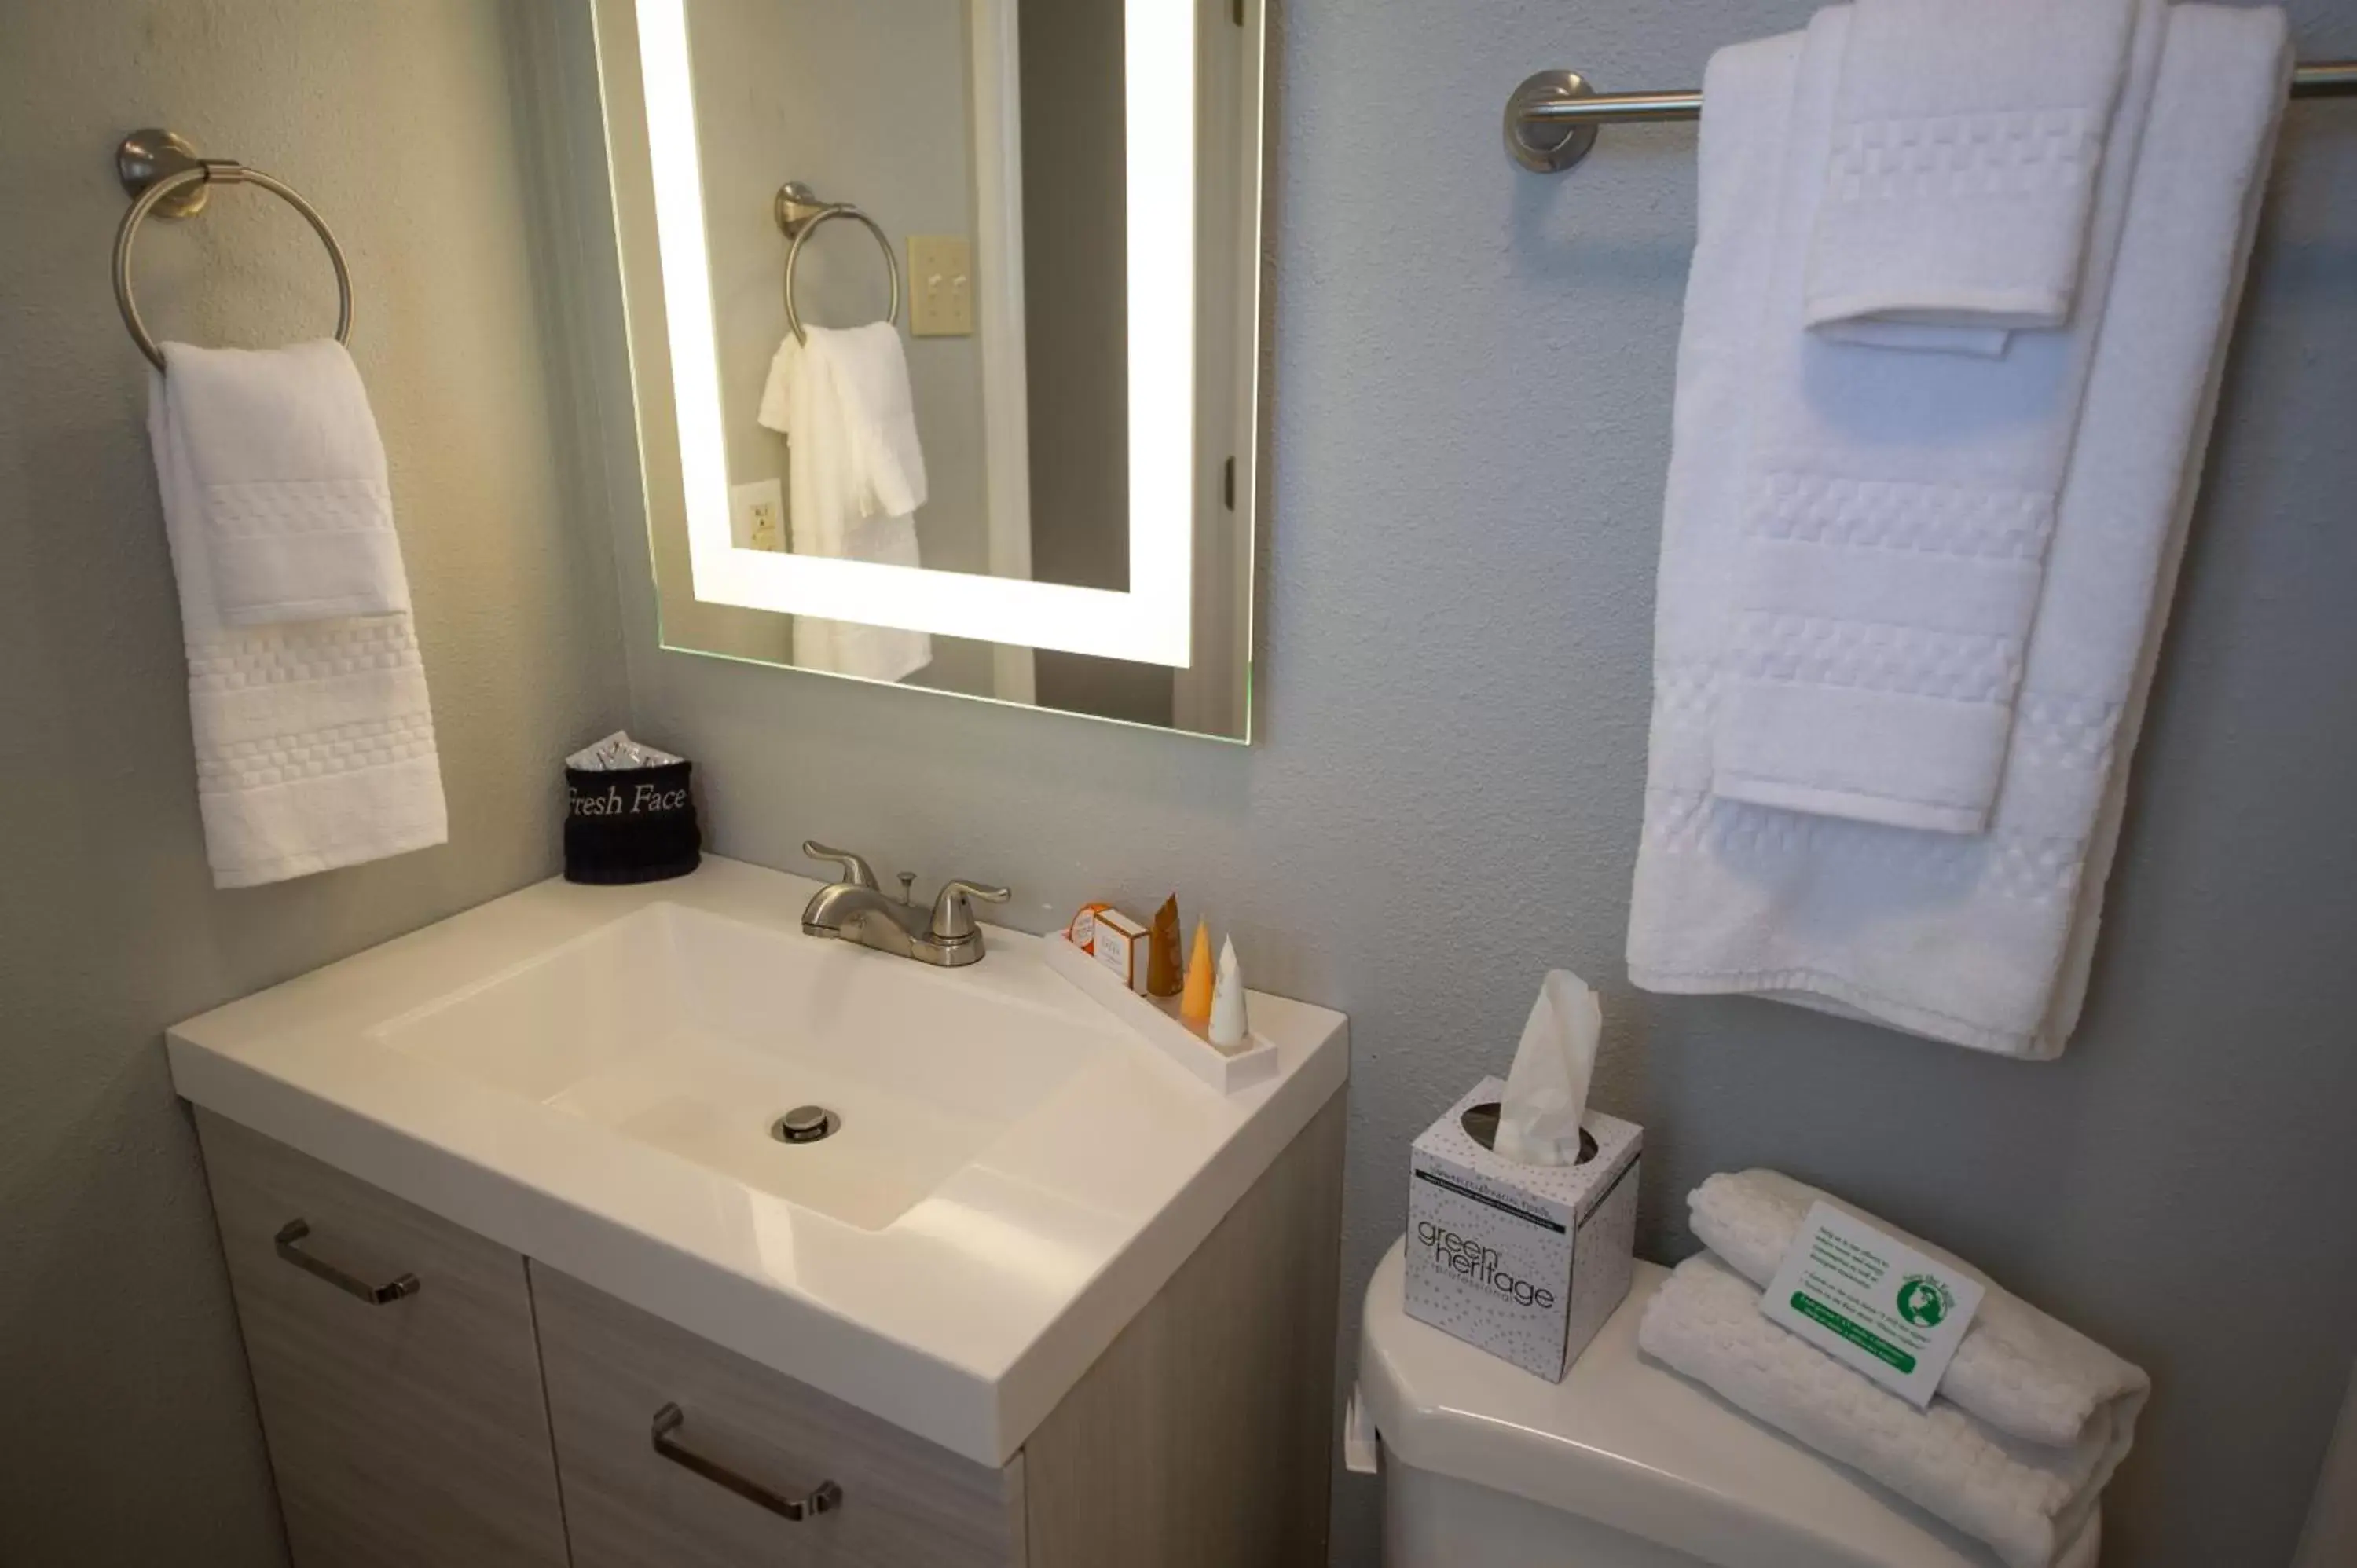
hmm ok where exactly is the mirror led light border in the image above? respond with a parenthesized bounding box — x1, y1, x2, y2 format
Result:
(634, 0, 1194, 667)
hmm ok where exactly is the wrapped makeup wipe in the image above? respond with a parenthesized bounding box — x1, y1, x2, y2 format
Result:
(1494, 969, 1603, 1165)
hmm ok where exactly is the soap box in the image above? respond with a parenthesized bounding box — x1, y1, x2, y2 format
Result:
(1404, 1076, 1641, 1382)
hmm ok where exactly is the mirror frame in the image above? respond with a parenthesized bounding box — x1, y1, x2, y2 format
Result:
(610, 0, 1263, 672)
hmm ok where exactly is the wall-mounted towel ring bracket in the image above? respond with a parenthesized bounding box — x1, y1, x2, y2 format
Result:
(112, 127, 353, 372)
(775, 180, 902, 346)
(1505, 60, 2357, 174)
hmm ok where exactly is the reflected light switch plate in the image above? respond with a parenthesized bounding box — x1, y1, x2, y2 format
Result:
(730, 477, 785, 551)
(907, 235, 973, 337)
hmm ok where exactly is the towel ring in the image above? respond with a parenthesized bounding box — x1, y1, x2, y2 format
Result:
(112, 128, 353, 372)
(775, 181, 901, 345)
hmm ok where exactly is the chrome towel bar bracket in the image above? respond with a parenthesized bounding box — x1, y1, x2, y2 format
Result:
(775, 180, 903, 345)
(112, 127, 353, 371)
(1506, 59, 2357, 173)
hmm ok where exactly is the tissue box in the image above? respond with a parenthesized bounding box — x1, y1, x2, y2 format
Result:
(1404, 1076, 1641, 1382)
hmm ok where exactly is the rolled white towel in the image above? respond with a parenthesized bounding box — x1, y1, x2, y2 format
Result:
(1689, 1170, 2148, 1449)
(1640, 1253, 2111, 1568)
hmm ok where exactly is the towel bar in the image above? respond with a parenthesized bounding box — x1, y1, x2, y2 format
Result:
(775, 181, 903, 345)
(112, 128, 353, 371)
(1506, 58, 2357, 171)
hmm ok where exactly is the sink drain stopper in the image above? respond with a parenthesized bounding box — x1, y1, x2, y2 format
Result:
(772, 1105, 841, 1145)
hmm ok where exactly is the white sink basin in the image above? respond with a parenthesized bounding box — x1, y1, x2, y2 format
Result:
(373, 903, 1107, 1230)
(166, 857, 1347, 1465)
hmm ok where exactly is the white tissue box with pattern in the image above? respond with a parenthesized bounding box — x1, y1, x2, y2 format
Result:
(1405, 1077, 1641, 1381)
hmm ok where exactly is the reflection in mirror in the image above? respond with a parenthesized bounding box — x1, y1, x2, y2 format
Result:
(594, 0, 1266, 739)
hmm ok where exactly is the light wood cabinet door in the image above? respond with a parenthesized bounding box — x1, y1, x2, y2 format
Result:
(194, 1111, 570, 1568)
(532, 1260, 1025, 1568)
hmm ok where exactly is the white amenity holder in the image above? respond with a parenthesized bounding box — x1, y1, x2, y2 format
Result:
(1042, 932, 1280, 1094)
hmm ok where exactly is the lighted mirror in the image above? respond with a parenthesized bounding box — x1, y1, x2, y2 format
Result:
(592, 0, 1266, 739)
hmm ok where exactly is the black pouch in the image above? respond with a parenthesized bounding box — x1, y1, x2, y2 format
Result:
(564, 759, 701, 884)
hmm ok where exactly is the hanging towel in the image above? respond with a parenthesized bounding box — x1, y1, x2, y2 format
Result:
(1713, 0, 2162, 836)
(149, 342, 446, 888)
(1626, 3, 2291, 1057)
(1805, 0, 2138, 335)
(1640, 1253, 2110, 1568)
(156, 340, 411, 624)
(1688, 1171, 2149, 1449)
(758, 324, 933, 683)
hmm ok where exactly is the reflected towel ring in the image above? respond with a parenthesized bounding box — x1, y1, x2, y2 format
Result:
(775, 181, 901, 346)
(112, 129, 353, 372)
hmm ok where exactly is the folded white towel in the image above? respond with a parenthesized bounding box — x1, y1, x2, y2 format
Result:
(1805, 0, 2138, 335)
(148, 343, 446, 888)
(1712, 1, 2161, 836)
(758, 324, 933, 683)
(1627, 4, 2291, 1056)
(1640, 1253, 2110, 1568)
(156, 340, 410, 625)
(1690, 1171, 2149, 1450)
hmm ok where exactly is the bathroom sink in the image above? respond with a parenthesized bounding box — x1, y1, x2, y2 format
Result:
(165, 856, 1348, 1464)
(372, 903, 1106, 1230)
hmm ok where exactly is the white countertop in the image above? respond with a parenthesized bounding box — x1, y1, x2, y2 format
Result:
(167, 857, 1349, 1467)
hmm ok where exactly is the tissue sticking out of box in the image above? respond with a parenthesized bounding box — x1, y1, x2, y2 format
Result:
(566, 731, 684, 771)
(1494, 969, 1600, 1167)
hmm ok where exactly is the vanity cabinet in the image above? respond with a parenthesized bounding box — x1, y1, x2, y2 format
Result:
(194, 1111, 571, 1568)
(192, 1094, 1345, 1568)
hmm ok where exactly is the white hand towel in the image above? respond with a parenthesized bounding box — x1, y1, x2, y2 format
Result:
(1712, 1, 2161, 836)
(148, 344, 446, 888)
(758, 324, 932, 683)
(1640, 1253, 2110, 1568)
(1626, 4, 2290, 1057)
(1689, 1171, 2149, 1449)
(156, 340, 411, 624)
(1805, 0, 2138, 335)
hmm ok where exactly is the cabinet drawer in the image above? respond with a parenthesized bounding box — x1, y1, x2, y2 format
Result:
(193, 1110, 569, 1568)
(531, 1261, 1025, 1568)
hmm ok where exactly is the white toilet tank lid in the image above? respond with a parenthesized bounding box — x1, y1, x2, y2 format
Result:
(1358, 1240, 2014, 1568)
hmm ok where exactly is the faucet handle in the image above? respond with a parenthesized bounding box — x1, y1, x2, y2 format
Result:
(929, 878, 1010, 941)
(802, 840, 879, 889)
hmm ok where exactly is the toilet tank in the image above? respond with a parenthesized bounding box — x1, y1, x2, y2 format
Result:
(1356, 1243, 2019, 1568)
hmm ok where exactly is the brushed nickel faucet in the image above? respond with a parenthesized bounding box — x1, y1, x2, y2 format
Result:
(799, 841, 1010, 969)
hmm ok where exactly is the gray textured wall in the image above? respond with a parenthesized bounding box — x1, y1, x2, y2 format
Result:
(588, 2, 2357, 1565)
(0, 2, 627, 1563)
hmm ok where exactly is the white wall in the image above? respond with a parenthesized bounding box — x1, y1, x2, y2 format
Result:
(582, 2, 2357, 1563)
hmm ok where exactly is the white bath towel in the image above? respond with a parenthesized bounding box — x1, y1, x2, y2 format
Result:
(759, 324, 932, 683)
(1626, 3, 2291, 1057)
(1640, 1253, 2111, 1568)
(155, 340, 410, 624)
(1805, 0, 2138, 335)
(149, 343, 446, 888)
(1713, 1, 2161, 836)
(1689, 1171, 2148, 1449)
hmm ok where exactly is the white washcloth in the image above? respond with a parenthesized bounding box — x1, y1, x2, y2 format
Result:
(155, 340, 410, 624)
(757, 324, 932, 683)
(1640, 1253, 2110, 1568)
(1805, 0, 2138, 335)
(1690, 1171, 2148, 1449)
(1713, 1, 2162, 836)
(148, 343, 446, 888)
(1626, 3, 2290, 1057)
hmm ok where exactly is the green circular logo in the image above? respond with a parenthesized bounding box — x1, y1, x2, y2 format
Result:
(1896, 1276, 1953, 1328)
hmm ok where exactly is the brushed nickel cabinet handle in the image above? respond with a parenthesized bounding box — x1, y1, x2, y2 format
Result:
(272, 1218, 420, 1306)
(651, 1403, 842, 1522)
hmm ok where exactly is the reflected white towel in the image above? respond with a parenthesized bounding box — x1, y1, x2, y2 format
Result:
(1714, 2, 2161, 835)
(1806, 0, 2138, 335)
(1640, 1254, 2110, 1568)
(1690, 1171, 2148, 1449)
(1626, 5, 2290, 1056)
(148, 342, 445, 888)
(758, 324, 932, 683)
(156, 340, 410, 624)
